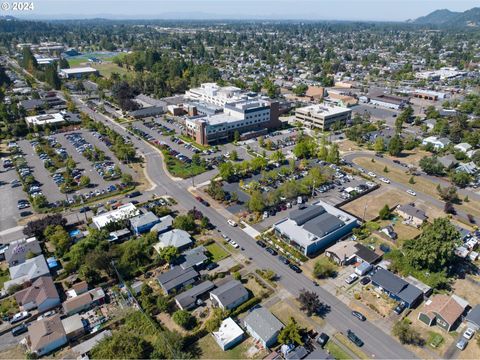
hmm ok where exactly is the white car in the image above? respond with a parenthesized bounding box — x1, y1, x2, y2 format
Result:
(463, 328, 475, 340)
(345, 273, 359, 284)
(10, 311, 30, 324)
(227, 219, 237, 227)
(367, 172, 376, 178)
(379, 177, 390, 184)
(406, 189, 416, 196)
(230, 241, 240, 249)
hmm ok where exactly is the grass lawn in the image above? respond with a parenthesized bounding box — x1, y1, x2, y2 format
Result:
(196, 334, 267, 359)
(325, 341, 352, 360)
(162, 151, 207, 179)
(427, 331, 444, 349)
(334, 333, 369, 359)
(0, 297, 18, 316)
(206, 243, 230, 262)
(91, 62, 132, 79)
(0, 268, 10, 289)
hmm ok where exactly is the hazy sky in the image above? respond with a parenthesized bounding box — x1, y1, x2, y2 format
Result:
(16, 0, 479, 21)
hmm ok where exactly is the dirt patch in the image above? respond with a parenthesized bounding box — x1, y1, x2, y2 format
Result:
(451, 277, 480, 305)
(0, 345, 25, 359)
(341, 187, 405, 221)
(156, 312, 188, 335)
(354, 286, 396, 318)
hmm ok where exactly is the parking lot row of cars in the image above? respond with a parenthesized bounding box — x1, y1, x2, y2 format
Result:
(255, 239, 303, 273)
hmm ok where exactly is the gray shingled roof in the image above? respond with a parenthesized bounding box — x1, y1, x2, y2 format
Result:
(210, 280, 248, 308)
(156, 267, 198, 293)
(129, 211, 159, 229)
(175, 280, 215, 309)
(244, 307, 283, 342)
(466, 305, 480, 327)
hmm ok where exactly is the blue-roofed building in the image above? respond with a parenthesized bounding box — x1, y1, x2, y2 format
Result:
(129, 211, 160, 235)
(371, 268, 423, 308)
(47, 257, 60, 270)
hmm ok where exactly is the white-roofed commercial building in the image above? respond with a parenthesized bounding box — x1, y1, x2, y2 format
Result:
(59, 67, 99, 79)
(91, 203, 139, 229)
(25, 113, 65, 127)
(295, 103, 352, 131)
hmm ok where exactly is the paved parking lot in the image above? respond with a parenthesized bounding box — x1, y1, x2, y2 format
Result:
(352, 103, 399, 122)
(17, 140, 65, 202)
(0, 168, 29, 230)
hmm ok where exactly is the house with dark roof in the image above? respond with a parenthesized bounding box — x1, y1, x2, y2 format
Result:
(418, 294, 468, 332)
(274, 201, 358, 256)
(465, 305, 480, 331)
(243, 307, 284, 348)
(174, 280, 215, 310)
(5, 237, 42, 266)
(395, 204, 427, 228)
(325, 240, 381, 265)
(371, 268, 423, 308)
(210, 280, 249, 310)
(129, 211, 159, 235)
(150, 215, 174, 234)
(156, 267, 199, 294)
(178, 246, 208, 270)
(129, 106, 166, 119)
(14, 276, 60, 313)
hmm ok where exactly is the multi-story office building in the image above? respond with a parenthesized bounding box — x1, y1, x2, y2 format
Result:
(185, 83, 244, 107)
(185, 98, 280, 145)
(294, 103, 352, 131)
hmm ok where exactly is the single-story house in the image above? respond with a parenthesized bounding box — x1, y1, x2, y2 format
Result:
(63, 287, 106, 316)
(422, 136, 451, 150)
(108, 228, 132, 243)
(130, 280, 144, 295)
(418, 294, 468, 332)
(155, 229, 193, 252)
(305, 348, 334, 360)
(284, 345, 309, 360)
(156, 267, 199, 294)
(243, 307, 284, 348)
(465, 305, 480, 331)
(61, 314, 86, 339)
(5, 255, 50, 290)
(212, 317, 245, 351)
(371, 268, 423, 308)
(91, 203, 139, 230)
(324, 240, 381, 266)
(150, 215, 174, 234)
(27, 315, 67, 356)
(4, 237, 42, 266)
(395, 204, 428, 228)
(210, 280, 249, 310)
(14, 276, 60, 313)
(438, 154, 458, 169)
(456, 162, 478, 175)
(405, 276, 433, 297)
(130, 211, 160, 234)
(454, 143, 473, 154)
(174, 280, 215, 310)
(178, 246, 208, 270)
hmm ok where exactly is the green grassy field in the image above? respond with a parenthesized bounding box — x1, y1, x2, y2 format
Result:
(325, 341, 351, 360)
(206, 242, 229, 262)
(162, 151, 207, 179)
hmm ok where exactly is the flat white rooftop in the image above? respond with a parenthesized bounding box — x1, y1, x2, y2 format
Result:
(296, 103, 351, 117)
(26, 113, 65, 126)
(60, 66, 98, 74)
(92, 203, 139, 229)
(212, 317, 244, 348)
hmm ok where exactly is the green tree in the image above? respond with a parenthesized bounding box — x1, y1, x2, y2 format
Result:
(233, 130, 240, 143)
(388, 135, 403, 157)
(172, 214, 196, 232)
(313, 258, 337, 279)
(293, 84, 309, 96)
(392, 320, 424, 346)
(44, 225, 71, 256)
(450, 171, 472, 188)
(230, 150, 238, 161)
(403, 218, 460, 272)
(91, 330, 153, 359)
(419, 157, 444, 176)
(157, 246, 179, 264)
(79, 175, 91, 187)
(219, 161, 235, 182)
(247, 190, 265, 212)
(172, 310, 197, 330)
(122, 172, 133, 185)
(374, 137, 385, 152)
(379, 204, 391, 220)
(278, 318, 304, 346)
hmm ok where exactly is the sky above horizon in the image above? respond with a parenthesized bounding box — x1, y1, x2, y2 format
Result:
(14, 0, 479, 21)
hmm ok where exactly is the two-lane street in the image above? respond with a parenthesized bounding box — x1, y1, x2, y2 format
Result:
(74, 97, 417, 359)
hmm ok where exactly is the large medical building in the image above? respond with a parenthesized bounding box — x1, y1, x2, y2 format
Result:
(294, 103, 352, 131)
(183, 83, 281, 145)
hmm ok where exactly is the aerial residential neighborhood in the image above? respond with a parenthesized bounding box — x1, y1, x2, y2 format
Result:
(0, 1, 480, 359)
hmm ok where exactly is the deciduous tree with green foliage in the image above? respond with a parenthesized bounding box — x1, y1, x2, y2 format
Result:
(278, 318, 304, 346)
